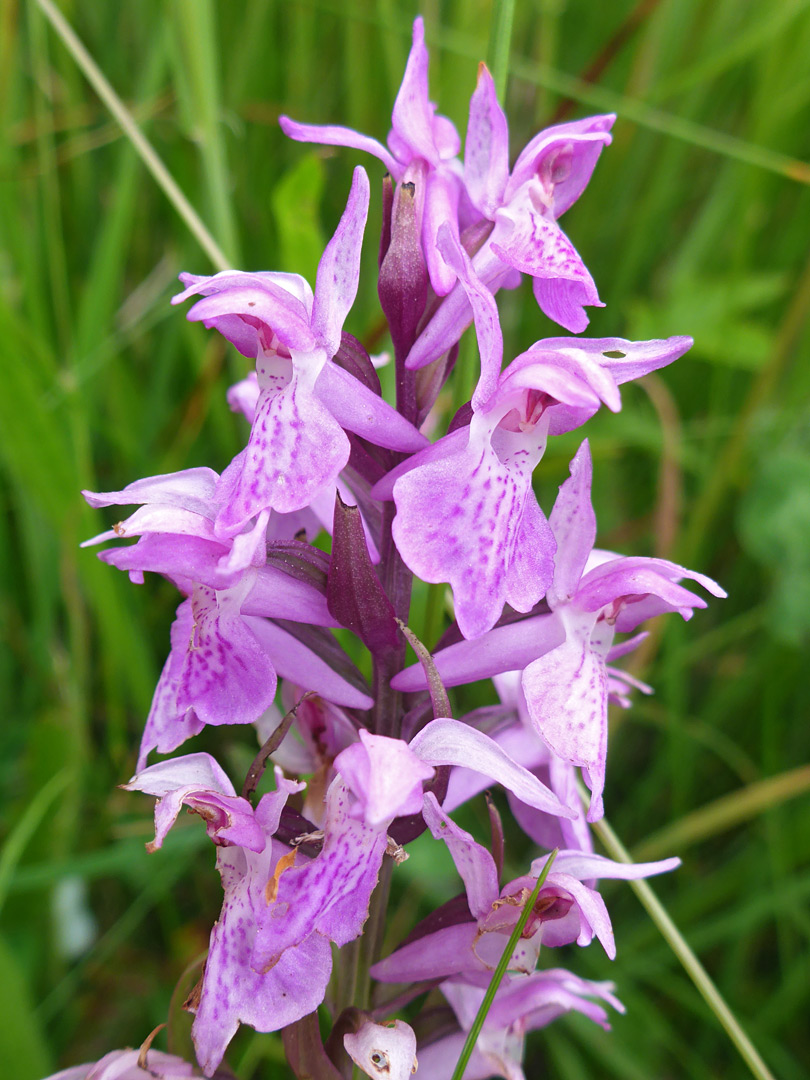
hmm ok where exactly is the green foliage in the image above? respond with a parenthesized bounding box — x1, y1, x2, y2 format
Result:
(1, 0, 809, 1076)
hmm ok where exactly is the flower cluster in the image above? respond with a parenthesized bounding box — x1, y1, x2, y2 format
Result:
(56, 17, 724, 1080)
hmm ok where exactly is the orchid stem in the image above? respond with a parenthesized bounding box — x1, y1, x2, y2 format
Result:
(451, 849, 559, 1080)
(583, 788, 777, 1080)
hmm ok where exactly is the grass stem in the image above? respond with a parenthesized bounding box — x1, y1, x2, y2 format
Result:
(34, 0, 231, 270)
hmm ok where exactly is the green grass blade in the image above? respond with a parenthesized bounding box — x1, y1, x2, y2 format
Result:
(34, 0, 231, 270)
(486, 0, 515, 102)
(635, 764, 810, 860)
(586, 792, 777, 1080)
(0, 769, 70, 919)
(451, 849, 559, 1080)
(172, 0, 241, 265)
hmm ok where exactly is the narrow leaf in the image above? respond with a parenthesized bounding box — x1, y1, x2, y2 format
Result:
(328, 494, 399, 656)
(451, 849, 559, 1080)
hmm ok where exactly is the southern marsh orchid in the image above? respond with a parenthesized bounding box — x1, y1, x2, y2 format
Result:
(371, 792, 678, 985)
(74, 15, 730, 1080)
(405, 68, 615, 379)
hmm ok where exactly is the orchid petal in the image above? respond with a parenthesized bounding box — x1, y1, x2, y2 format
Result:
(436, 224, 502, 408)
(491, 199, 602, 333)
(465, 63, 509, 217)
(125, 751, 235, 798)
(215, 375, 350, 531)
(82, 468, 219, 516)
(544, 872, 615, 956)
(521, 624, 608, 822)
(423, 171, 462, 296)
(410, 718, 576, 818)
(370, 923, 481, 984)
(391, 17, 438, 165)
(181, 277, 317, 354)
(507, 115, 615, 213)
(532, 849, 681, 883)
(242, 565, 335, 627)
(315, 362, 428, 452)
(247, 618, 373, 710)
(335, 731, 434, 828)
(391, 613, 565, 692)
(311, 167, 370, 357)
(344, 1019, 418, 1080)
(422, 792, 499, 918)
(535, 334, 693, 384)
(370, 425, 469, 502)
(252, 779, 387, 970)
(192, 843, 332, 1075)
(549, 439, 597, 605)
(391, 415, 553, 640)
(279, 116, 399, 176)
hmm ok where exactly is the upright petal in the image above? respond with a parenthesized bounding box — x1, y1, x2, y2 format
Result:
(422, 792, 499, 918)
(391, 17, 438, 165)
(465, 63, 510, 218)
(311, 167, 370, 357)
(507, 115, 615, 214)
(436, 224, 503, 408)
(548, 440, 596, 606)
(178, 273, 318, 355)
(335, 731, 434, 828)
(423, 170, 462, 296)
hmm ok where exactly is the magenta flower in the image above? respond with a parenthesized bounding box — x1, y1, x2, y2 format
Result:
(414, 971, 624, 1080)
(251, 720, 574, 975)
(83, 468, 372, 766)
(376, 229, 692, 639)
(280, 17, 464, 297)
(406, 68, 614, 376)
(126, 755, 332, 1076)
(372, 792, 678, 985)
(393, 440, 725, 818)
(173, 167, 427, 537)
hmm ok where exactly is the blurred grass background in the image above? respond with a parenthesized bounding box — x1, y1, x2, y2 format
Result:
(1, 0, 809, 1077)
